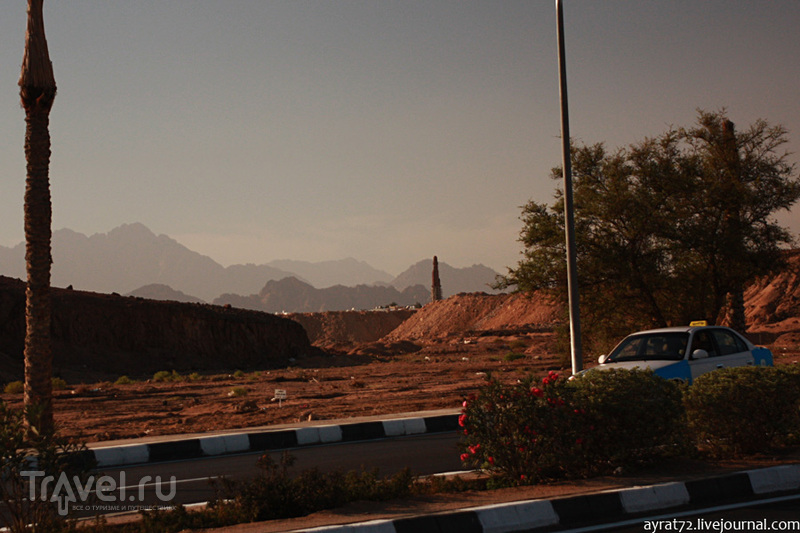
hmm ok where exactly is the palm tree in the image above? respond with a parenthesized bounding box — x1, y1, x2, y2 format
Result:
(19, 0, 56, 434)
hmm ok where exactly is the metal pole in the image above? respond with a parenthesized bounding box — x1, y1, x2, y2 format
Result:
(556, 0, 582, 374)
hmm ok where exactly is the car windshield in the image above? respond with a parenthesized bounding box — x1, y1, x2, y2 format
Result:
(606, 332, 689, 362)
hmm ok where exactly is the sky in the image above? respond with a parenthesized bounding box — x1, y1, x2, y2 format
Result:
(2, 1, 799, 276)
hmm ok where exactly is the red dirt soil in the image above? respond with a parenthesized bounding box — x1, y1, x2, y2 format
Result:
(1, 285, 798, 444)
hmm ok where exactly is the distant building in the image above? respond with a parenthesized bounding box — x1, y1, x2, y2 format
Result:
(431, 256, 442, 302)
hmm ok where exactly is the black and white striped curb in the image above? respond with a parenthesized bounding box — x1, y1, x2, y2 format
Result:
(294, 464, 800, 533)
(89, 413, 459, 468)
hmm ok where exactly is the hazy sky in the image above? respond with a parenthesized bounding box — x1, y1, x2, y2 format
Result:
(2, 1, 798, 275)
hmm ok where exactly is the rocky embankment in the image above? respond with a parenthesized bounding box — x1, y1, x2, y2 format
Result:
(0, 276, 312, 382)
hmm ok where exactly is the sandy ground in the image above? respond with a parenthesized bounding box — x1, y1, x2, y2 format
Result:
(1, 331, 796, 445)
(1, 333, 560, 442)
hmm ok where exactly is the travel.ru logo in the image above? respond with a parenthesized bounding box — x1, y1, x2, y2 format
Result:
(21, 470, 177, 516)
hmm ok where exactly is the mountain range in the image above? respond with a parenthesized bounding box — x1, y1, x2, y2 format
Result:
(214, 277, 431, 313)
(0, 223, 501, 310)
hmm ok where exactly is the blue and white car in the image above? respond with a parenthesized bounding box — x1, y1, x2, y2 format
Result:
(586, 323, 773, 383)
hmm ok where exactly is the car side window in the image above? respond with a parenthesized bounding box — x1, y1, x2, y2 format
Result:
(712, 329, 747, 355)
(692, 331, 718, 357)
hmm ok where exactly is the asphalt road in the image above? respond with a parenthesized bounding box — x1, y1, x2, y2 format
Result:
(74, 431, 464, 517)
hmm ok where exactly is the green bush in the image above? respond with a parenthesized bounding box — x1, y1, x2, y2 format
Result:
(572, 369, 687, 467)
(153, 370, 183, 383)
(684, 366, 799, 457)
(233, 370, 245, 379)
(51, 377, 68, 391)
(503, 352, 526, 362)
(4, 381, 23, 394)
(229, 387, 248, 397)
(779, 364, 800, 441)
(115, 375, 133, 385)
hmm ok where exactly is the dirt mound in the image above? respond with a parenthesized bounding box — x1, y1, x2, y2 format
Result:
(383, 292, 561, 341)
(287, 309, 415, 349)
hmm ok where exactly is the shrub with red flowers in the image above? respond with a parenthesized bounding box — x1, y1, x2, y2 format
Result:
(459, 369, 686, 485)
(459, 371, 593, 485)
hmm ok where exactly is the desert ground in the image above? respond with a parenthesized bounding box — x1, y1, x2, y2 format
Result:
(2, 290, 798, 444)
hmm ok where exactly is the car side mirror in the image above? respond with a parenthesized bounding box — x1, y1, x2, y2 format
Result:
(692, 349, 709, 360)
(598, 354, 608, 364)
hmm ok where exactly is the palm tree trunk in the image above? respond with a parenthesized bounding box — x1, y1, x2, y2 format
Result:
(19, 0, 56, 435)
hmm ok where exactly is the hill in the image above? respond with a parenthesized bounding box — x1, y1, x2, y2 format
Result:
(741, 250, 800, 346)
(126, 284, 205, 304)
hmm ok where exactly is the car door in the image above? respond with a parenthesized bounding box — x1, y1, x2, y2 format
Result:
(688, 329, 720, 381)
(710, 328, 753, 369)
(688, 328, 753, 381)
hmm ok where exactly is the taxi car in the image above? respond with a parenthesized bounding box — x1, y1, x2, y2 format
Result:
(584, 322, 773, 383)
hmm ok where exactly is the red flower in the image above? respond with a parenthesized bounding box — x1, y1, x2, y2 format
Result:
(460, 453, 470, 462)
(487, 456, 495, 465)
(458, 413, 467, 427)
(469, 443, 481, 454)
(530, 387, 544, 397)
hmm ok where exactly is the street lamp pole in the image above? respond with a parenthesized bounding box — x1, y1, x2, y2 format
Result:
(556, 0, 582, 374)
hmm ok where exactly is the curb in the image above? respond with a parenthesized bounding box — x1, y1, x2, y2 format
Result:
(294, 464, 800, 533)
(88, 414, 460, 468)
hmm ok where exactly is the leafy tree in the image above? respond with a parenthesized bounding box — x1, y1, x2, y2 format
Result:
(498, 110, 799, 354)
(19, 0, 57, 433)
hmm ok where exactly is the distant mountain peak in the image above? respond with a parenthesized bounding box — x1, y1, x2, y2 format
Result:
(126, 283, 205, 304)
(390, 258, 500, 298)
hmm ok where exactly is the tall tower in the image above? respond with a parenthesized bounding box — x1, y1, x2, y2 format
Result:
(431, 256, 442, 302)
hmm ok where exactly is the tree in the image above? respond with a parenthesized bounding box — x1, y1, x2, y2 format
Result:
(499, 110, 799, 354)
(19, 0, 57, 434)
